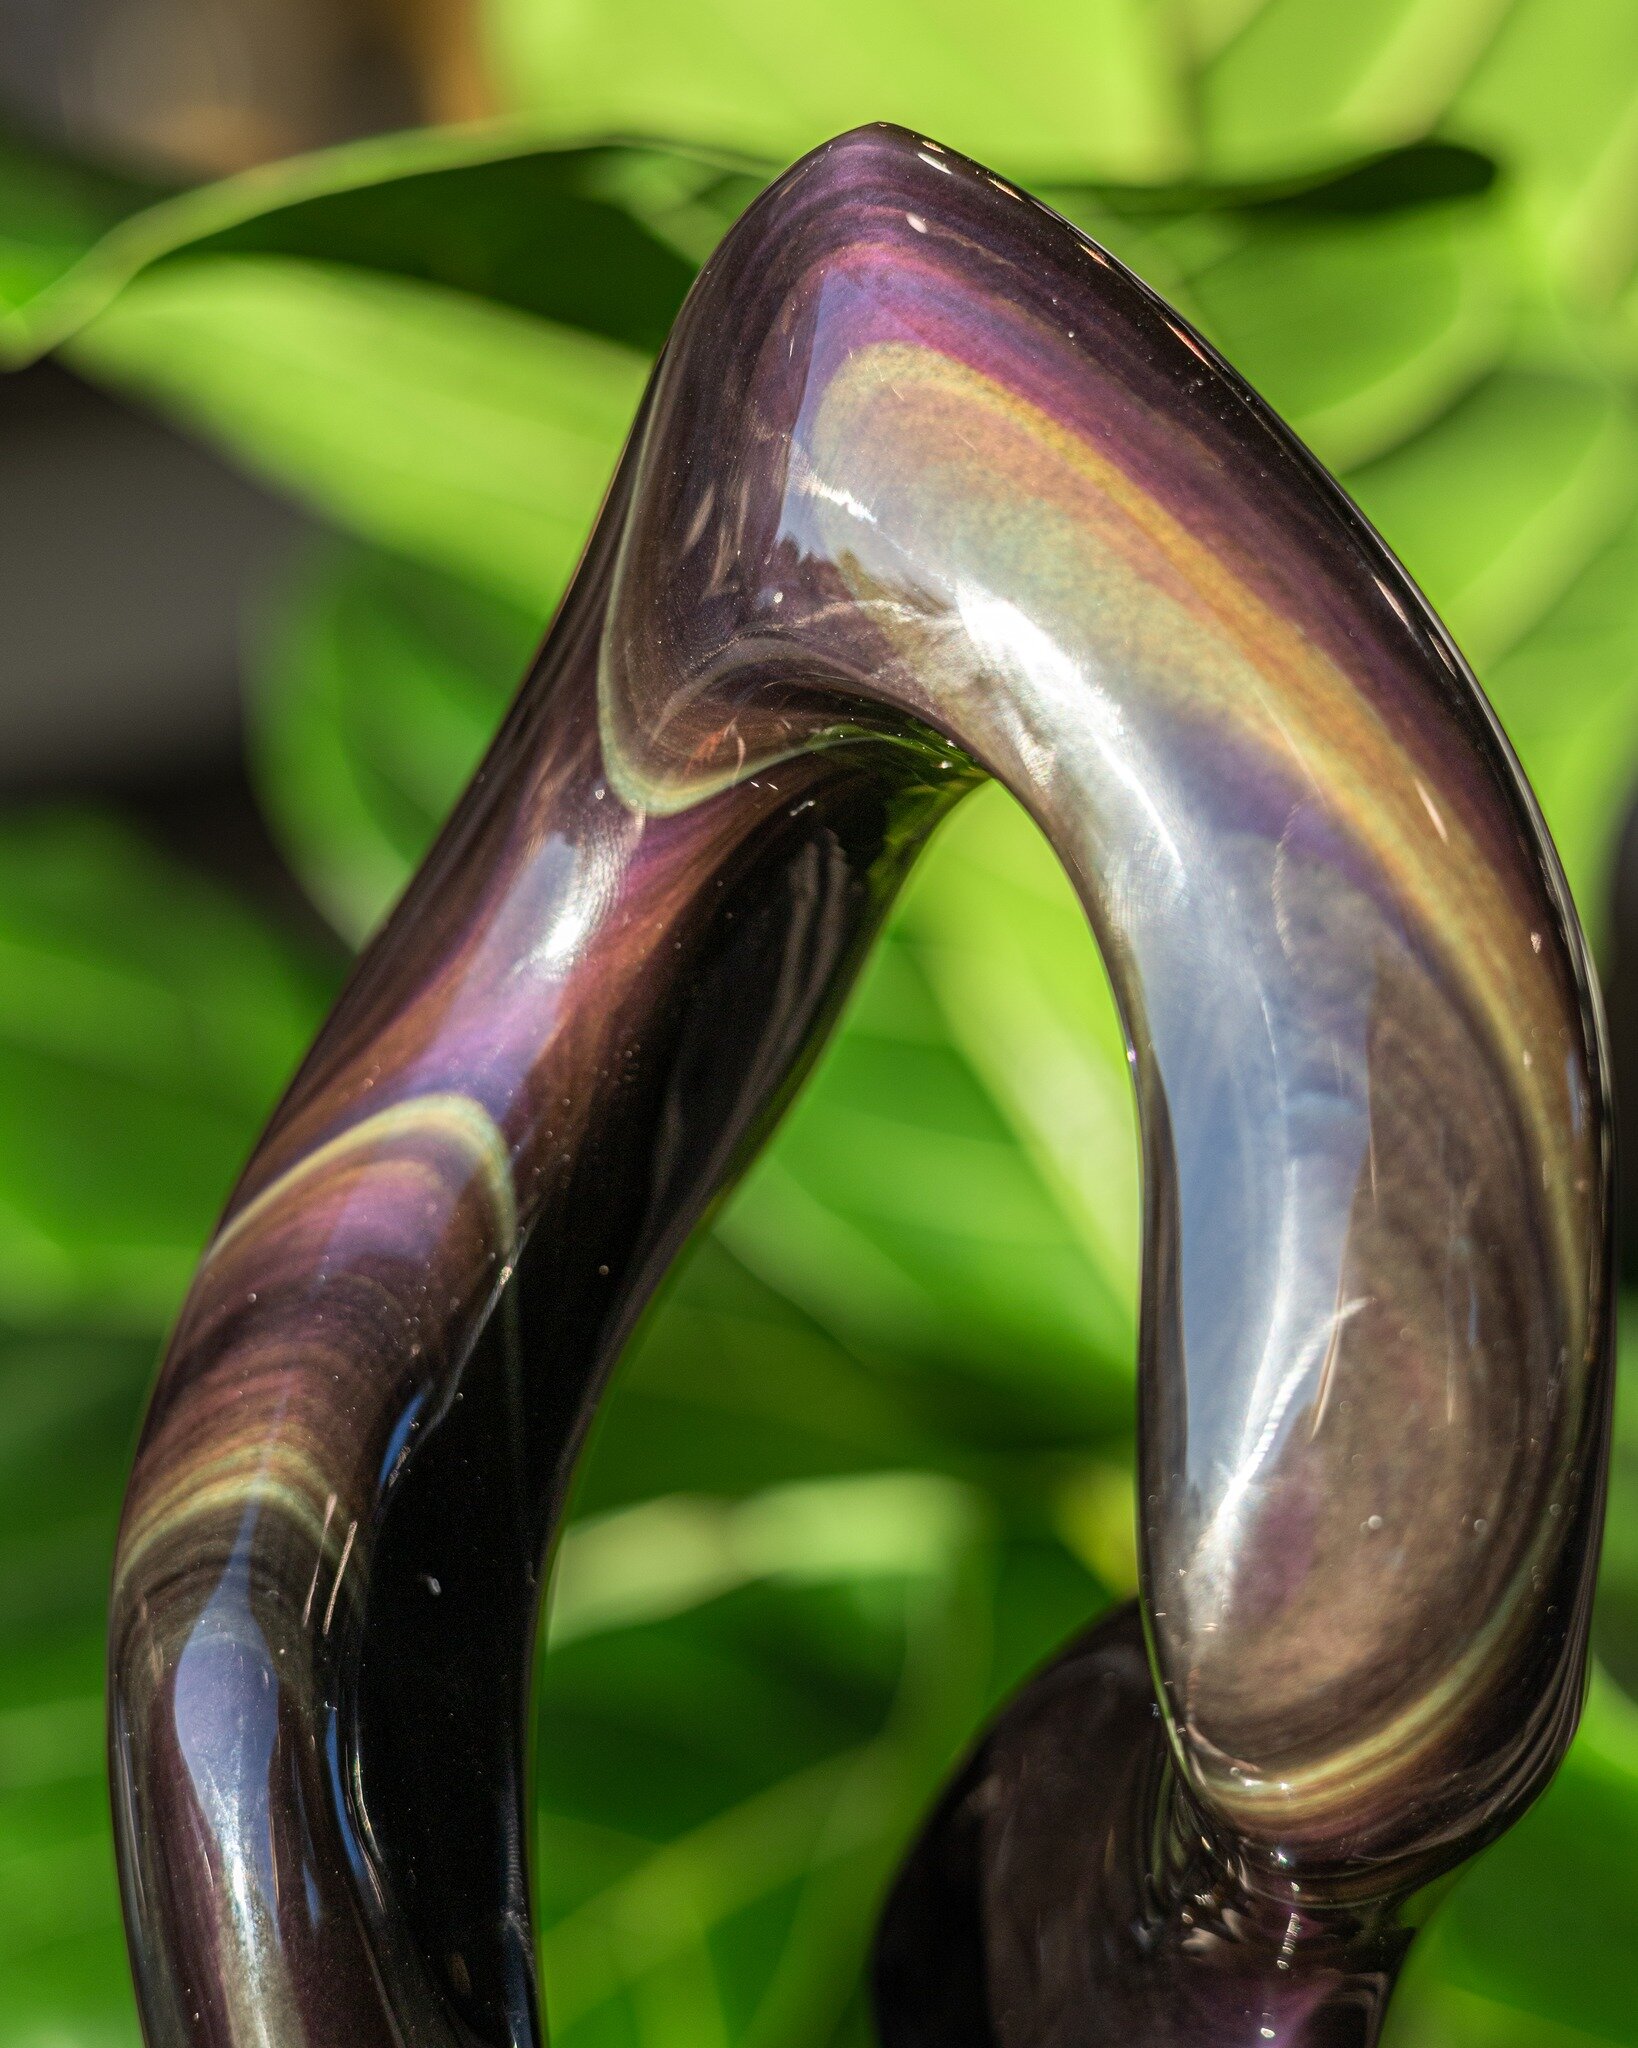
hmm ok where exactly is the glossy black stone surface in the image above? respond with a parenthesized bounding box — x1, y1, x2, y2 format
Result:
(110, 125, 1613, 2048)
(876, 1606, 1416, 2048)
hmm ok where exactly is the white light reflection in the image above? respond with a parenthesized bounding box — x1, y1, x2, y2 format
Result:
(785, 438, 880, 532)
(173, 1508, 290, 2043)
(779, 333, 1383, 1628)
(950, 586, 1188, 906)
(518, 868, 603, 977)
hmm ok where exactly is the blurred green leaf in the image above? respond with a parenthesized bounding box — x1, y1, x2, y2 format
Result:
(0, 135, 161, 329)
(250, 541, 540, 938)
(1384, 1983, 1626, 2048)
(548, 1473, 986, 1649)
(1193, 0, 1514, 180)
(1345, 366, 1638, 665)
(0, 120, 526, 361)
(1444, 0, 1638, 311)
(580, 1241, 948, 1512)
(0, 1328, 154, 2045)
(718, 909, 1133, 1433)
(186, 144, 723, 351)
(0, 811, 329, 1330)
(1186, 192, 1513, 468)
(484, 0, 1195, 184)
(533, 1241, 1133, 2048)
(1482, 506, 1638, 941)
(478, 0, 1538, 196)
(536, 1446, 997, 2048)
(897, 788, 1138, 1319)
(1590, 1297, 1638, 1697)
(68, 257, 648, 611)
(0, 125, 730, 368)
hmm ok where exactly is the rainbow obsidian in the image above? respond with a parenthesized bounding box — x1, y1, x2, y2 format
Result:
(109, 126, 1613, 2048)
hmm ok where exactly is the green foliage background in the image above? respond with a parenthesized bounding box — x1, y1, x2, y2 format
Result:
(5, 3, 1638, 2042)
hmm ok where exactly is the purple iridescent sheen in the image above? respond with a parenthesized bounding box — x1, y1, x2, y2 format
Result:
(110, 126, 1612, 2048)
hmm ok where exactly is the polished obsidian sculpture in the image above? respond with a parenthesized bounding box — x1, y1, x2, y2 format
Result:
(109, 126, 1613, 2048)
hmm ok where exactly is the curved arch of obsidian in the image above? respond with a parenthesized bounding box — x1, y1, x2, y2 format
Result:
(110, 126, 1614, 2048)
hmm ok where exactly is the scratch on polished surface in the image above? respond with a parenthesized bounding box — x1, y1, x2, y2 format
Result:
(110, 126, 1612, 2048)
